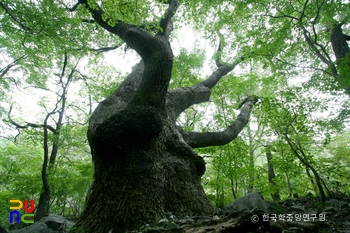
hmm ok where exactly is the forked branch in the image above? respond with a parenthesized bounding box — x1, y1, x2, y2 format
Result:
(8, 104, 57, 133)
(166, 35, 245, 121)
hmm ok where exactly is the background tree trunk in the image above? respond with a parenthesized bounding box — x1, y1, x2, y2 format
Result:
(266, 150, 280, 201)
(330, 23, 350, 93)
(283, 134, 327, 202)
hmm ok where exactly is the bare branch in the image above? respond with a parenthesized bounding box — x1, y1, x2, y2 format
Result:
(312, 34, 333, 65)
(81, 19, 95, 24)
(89, 44, 122, 53)
(301, 27, 331, 65)
(214, 33, 244, 69)
(299, 0, 309, 21)
(68, 2, 81, 12)
(0, 2, 31, 31)
(272, 55, 332, 75)
(166, 57, 243, 122)
(166, 30, 246, 122)
(0, 64, 15, 77)
(7, 104, 57, 133)
(158, 0, 178, 38)
(259, 1, 298, 21)
(312, 0, 325, 27)
(0, 55, 26, 77)
(60, 52, 68, 82)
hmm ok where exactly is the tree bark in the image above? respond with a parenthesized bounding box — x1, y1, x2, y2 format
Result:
(71, 1, 257, 232)
(305, 167, 317, 193)
(285, 171, 293, 198)
(75, 118, 215, 232)
(266, 150, 280, 201)
(230, 177, 237, 199)
(329, 23, 350, 93)
(330, 23, 350, 61)
(35, 113, 52, 222)
(215, 147, 224, 208)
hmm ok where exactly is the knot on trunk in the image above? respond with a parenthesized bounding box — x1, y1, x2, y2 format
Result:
(90, 106, 163, 159)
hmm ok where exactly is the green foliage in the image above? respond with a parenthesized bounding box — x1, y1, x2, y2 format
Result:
(170, 48, 205, 88)
(81, 58, 123, 102)
(0, 0, 120, 88)
(0, 133, 93, 228)
(199, 68, 349, 202)
(0, 142, 42, 228)
(49, 157, 93, 217)
(317, 132, 350, 193)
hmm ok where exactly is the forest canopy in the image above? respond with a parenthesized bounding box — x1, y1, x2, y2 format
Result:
(0, 0, 349, 232)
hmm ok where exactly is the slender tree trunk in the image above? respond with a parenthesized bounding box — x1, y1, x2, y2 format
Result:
(320, 177, 333, 198)
(266, 150, 280, 201)
(35, 115, 52, 221)
(285, 171, 293, 198)
(215, 147, 224, 208)
(230, 177, 237, 199)
(35, 54, 74, 221)
(284, 134, 326, 202)
(247, 147, 255, 193)
(305, 167, 317, 193)
(312, 170, 326, 201)
(329, 23, 350, 93)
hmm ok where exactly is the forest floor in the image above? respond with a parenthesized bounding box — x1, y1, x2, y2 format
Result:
(261, 194, 350, 233)
(6, 194, 350, 233)
(131, 194, 350, 233)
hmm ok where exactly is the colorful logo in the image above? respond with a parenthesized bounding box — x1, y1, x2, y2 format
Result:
(9, 200, 35, 224)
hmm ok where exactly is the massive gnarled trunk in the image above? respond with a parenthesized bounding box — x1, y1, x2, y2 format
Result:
(302, 18, 350, 93)
(71, 0, 257, 232)
(329, 23, 350, 93)
(303, 21, 350, 93)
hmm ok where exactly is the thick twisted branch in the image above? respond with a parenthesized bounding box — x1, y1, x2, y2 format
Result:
(178, 96, 259, 148)
(166, 33, 245, 121)
(166, 56, 243, 121)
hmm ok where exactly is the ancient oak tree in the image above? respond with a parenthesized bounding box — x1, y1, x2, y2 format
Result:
(70, 0, 257, 232)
